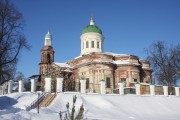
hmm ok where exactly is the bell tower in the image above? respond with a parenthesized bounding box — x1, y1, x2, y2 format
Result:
(39, 31, 54, 76)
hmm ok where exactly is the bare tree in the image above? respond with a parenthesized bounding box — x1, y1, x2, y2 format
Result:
(0, 0, 30, 81)
(146, 41, 180, 93)
(14, 71, 25, 81)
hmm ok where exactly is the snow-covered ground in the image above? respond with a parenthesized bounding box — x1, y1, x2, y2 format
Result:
(0, 92, 180, 120)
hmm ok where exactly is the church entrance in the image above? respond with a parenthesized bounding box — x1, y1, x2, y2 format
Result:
(51, 79, 56, 93)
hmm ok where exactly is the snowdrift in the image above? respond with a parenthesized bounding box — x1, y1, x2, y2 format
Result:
(0, 92, 180, 120)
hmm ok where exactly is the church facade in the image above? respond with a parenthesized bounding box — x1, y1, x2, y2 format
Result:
(38, 18, 152, 93)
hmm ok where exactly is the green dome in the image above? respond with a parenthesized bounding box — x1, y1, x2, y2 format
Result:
(82, 25, 102, 34)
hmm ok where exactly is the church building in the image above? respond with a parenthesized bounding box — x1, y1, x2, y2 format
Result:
(38, 18, 152, 93)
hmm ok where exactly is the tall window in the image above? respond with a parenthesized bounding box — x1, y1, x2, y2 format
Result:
(86, 41, 89, 48)
(134, 79, 137, 82)
(106, 77, 111, 88)
(86, 78, 89, 89)
(97, 42, 99, 48)
(121, 78, 126, 87)
(91, 41, 94, 48)
(47, 53, 51, 64)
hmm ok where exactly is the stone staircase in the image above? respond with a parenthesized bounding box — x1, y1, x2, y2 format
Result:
(39, 93, 56, 108)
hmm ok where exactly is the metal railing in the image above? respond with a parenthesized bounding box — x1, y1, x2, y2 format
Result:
(27, 92, 47, 111)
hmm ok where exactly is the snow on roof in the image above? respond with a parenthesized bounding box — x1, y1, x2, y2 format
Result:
(113, 60, 140, 66)
(90, 59, 140, 66)
(93, 59, 113, 63)
(73, 52, 131, 60)
(142, 66, 150, 69)
(54, 62, 72, 68)
(104, 52, 130, 56)
(61, 68, 72, 72)
(74, 56, 82, 59)
(70, 52, 143, 66)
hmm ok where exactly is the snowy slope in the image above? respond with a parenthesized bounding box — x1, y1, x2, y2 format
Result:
(0, 92, 180, 120)
(0, 92, 37, 110)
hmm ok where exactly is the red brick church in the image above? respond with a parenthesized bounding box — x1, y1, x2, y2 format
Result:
(38, 18, 152, 93)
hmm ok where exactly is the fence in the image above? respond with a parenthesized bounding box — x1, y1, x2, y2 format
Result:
(116, 82, 180, 96)
(0, 82, 8, 95)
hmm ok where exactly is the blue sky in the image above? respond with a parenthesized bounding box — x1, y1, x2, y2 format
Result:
(13, 0, 180, 78)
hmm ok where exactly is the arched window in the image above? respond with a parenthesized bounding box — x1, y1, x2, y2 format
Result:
(121, 78, 126, 87)
(106, 77, 111, 88)
(86, 78, 89, 89)
(97, 41, 99, 48)
(86, 41, 89, 48)
(91, 41, 94, 48)
(47, 53, 51, 64)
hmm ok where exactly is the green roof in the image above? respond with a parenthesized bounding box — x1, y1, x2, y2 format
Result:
(82, 25, 102, 34)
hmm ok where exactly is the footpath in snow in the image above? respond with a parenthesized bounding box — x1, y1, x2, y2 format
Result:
(0, 92, 180, 120)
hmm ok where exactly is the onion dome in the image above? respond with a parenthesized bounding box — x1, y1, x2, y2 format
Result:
(82, 18, 102, 34)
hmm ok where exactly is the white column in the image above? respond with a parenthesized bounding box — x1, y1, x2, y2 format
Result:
(84, 41, 85, 50)
(118, 82, 124, 95)
(100, 80, 106, 94)
(31, 78, 36, 92)
(150, 84, 155, 96)
(85, 41, 86, 49)
(135, 83, 140, 95)
(18, 80, 24, 93)
(0, 86, 2, 95)
(8, 80, 13, 94)
(81, 41, 83, 50)
(163, 86, 168, 96)
(175, 87, 180, 97)
(89, 40, 91, 49)
(45, 76, 51, 93)
(56, 77, 64, 93)
(80, 79, 86, 94)
(2, 86, 5, 95)
(95, 41, 97, 49)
